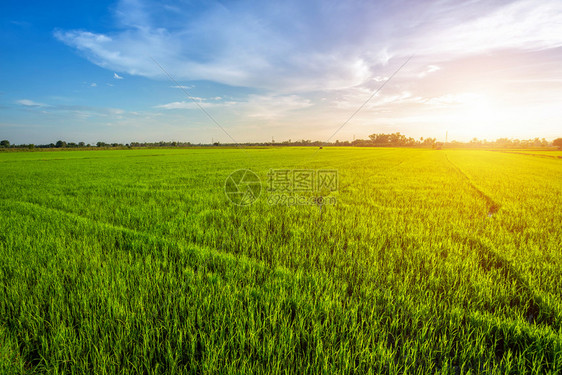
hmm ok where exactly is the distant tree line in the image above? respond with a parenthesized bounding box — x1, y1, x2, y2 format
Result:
(1, 135, 561, 150)
(0, 140, 194, 150)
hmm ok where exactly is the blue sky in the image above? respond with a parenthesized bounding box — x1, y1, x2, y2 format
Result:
(1, 0, 561, 144)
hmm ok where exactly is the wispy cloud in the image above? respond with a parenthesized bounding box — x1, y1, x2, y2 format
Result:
(10, 20, 32, 27)
(170, 85, 193, 90)
(24, 0, 558, 143)
(17, 99, 47, 107)
(417, 65, 441, 78)
(155, 94, 311, 120)
(54, 0, 562, 93)
(16, 98, 125, 119)
(332, 89, 419, 111)
(155, 98, 230, 110)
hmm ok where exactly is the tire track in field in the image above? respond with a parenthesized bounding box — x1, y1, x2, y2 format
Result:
(0, 197, 399, 315)
(442, 307, 561, 370)
(444, 154, 560, 328)
(0, 197, 412, 312)
(440, 231, 562, 367)
(0, 197, 274, 277)
(0, 198, 324, 315)
(454, 235, 562, 368)
(0, 198, 301, 279)
(441, 154, 562, 329)
(489, 150, 562, 160)
(11, 196, 558, 369)
(444, 152, 501, 215)
(461, 233, 561, 331)
(0, 198, 160, 244)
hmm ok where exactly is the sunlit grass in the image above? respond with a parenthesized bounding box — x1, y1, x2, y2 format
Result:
(1, 147, 561, 373)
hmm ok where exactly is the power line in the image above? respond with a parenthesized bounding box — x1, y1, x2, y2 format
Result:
(150, 57, 240, 146)
(323, 55, 413, 144)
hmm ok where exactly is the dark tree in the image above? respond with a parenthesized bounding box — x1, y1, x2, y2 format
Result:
(422, 138, 436, 147)
(553, 138, 562, 149)
(0, 140, 10, 147)
(55, 140, 66, 148)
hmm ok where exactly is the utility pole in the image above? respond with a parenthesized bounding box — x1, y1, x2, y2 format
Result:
(445, 131, 448, 144)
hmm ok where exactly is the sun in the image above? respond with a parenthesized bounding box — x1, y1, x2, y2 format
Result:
(452, 93, 505, 140)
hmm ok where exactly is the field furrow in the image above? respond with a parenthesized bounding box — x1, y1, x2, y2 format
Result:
(1, 148, 561, 373)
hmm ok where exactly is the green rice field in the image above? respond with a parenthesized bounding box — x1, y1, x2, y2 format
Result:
(1, 147, 561, 374)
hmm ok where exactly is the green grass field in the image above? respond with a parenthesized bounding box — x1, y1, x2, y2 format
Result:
(1, 147, 561, 374)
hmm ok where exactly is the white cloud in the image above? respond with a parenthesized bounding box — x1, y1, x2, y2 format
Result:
(332, 87, 419, 111)
(170, 85, 193, 90)
(40, 0, 562, 143)
(91, 82, 97, 87)
(417, 65, 441, 78)
(422, 1, 562, 56)
(155, 100, 222, 110)
(16, 99, 47, 107)
(54, 0, 562, 93)
(155, 94, 310, 119)
(15, 99, 126, 120)
(155, 95, 235, 110)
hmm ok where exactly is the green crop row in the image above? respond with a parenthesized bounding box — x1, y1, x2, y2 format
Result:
(0, 148, 561, 373)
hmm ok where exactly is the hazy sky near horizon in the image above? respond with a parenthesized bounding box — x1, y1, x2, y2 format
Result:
(1, 0, 561, 144)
